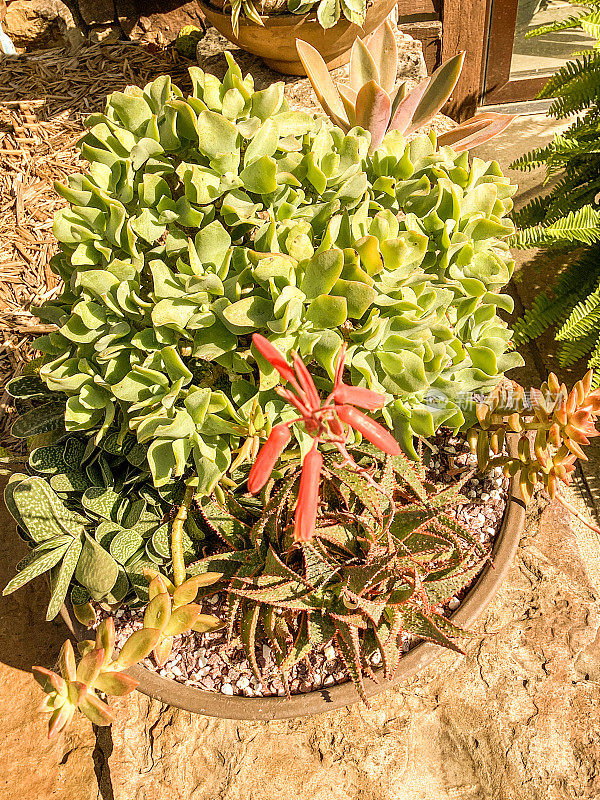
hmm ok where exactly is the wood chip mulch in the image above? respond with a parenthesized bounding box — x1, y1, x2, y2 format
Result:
(0, 43, 194, 450)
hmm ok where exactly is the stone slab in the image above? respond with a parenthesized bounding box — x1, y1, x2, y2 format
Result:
(95, 487, 600, 800)
(0, 476, 98, 799)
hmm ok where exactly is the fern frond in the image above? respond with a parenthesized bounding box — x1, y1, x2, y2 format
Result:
(585, 335, 600, 386)
(556, 280, 600, 340)
(583, 10, 600, 41)
(512, 196, 553, 229)
(511, 205, 600, 248)
(538, 50, 600, 104)
(527, 11, 593, 40)
(512, 247, 600, 344)
(557, 333, 597, 366)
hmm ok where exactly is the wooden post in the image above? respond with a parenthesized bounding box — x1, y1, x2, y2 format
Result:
(441, 0, 491, 121)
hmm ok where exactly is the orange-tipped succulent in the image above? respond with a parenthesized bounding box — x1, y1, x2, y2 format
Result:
(468, 370, 600, 516)
(249, 334, 400, 541)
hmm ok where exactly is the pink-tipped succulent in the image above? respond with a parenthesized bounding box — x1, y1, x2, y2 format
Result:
(297, 20, 515, 153)
(249, 334, 400, 541)
(33, 573, 224, 737)
(33, 618, 158, 737)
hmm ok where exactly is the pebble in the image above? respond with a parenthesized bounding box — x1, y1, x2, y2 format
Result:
(469, 490, 477, 498)
(480, 492, 490, 502)
(371, 650, 382, 666)
(197, 656, 207, 669)
(236, 676, 250, 690)
(221, 683, 234, 696)
(262, 644, 272, 662)
(324, 644, 336, 661)
(324, 675, 335, 686)
(448, 597, 460, 611)
(243, 687, 255, 697)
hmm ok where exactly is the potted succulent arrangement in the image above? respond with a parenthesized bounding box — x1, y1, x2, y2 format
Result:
(3, 23, 600, 735)
(195, 0, 399, 75)
(194, 0, 397, 75)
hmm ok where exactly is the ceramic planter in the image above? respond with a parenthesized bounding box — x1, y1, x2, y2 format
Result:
(60, 469, 525, 721)
(196, 0, 398, 75)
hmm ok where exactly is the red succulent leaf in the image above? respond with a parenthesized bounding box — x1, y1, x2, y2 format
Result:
(333, 384, 385, 411)
(292, 352, 321, 410)
(336, 404, 400, 455)
(294, 446, 323, 542)
(252, 334, 303, 395)
(248, 424, 292, 494)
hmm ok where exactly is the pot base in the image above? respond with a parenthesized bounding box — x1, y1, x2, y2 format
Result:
(262, 50, 352, 76)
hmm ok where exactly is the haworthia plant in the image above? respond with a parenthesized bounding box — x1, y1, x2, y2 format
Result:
(34, 54, 521, 495)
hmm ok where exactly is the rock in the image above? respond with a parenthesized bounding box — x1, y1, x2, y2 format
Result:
(88, 23, 121, 43)
(128, 1, 205, 45)
(114, 0, 137, 35)
(395, 28, 427, 82)
(4, 0, 84, 50)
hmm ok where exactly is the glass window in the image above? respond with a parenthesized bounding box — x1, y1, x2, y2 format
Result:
(510, 0, 596, 80)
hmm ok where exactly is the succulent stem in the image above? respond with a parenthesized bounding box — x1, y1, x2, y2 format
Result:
(171, 484, 194, 586)
(556, 492, 600, 535)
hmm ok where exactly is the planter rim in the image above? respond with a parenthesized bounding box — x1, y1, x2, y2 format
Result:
(60, 457, 526, 721)
(198, 0, 317, 26)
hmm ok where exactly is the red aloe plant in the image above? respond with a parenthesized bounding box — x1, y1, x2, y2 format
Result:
(249, 334, 400, 541)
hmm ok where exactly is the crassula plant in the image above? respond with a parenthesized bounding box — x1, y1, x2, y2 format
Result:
(32, 54, 522, 501)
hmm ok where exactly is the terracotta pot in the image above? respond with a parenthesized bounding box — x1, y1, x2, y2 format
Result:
(196, 0, 398, 75)
(60, 465, 525, 721)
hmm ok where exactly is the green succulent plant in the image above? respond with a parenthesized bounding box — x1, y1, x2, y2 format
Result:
(224, 0, 367, 37)
(33, 55, 521, 503)
(33, 619, 158, 736)
(142, 572, 224, 665)
(190, 444, 486, 701)
(2, 376, 214, 616)
(298, 22, 515, 154)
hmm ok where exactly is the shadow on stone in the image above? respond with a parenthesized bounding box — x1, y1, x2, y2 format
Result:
(0, 475, 70, 673)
